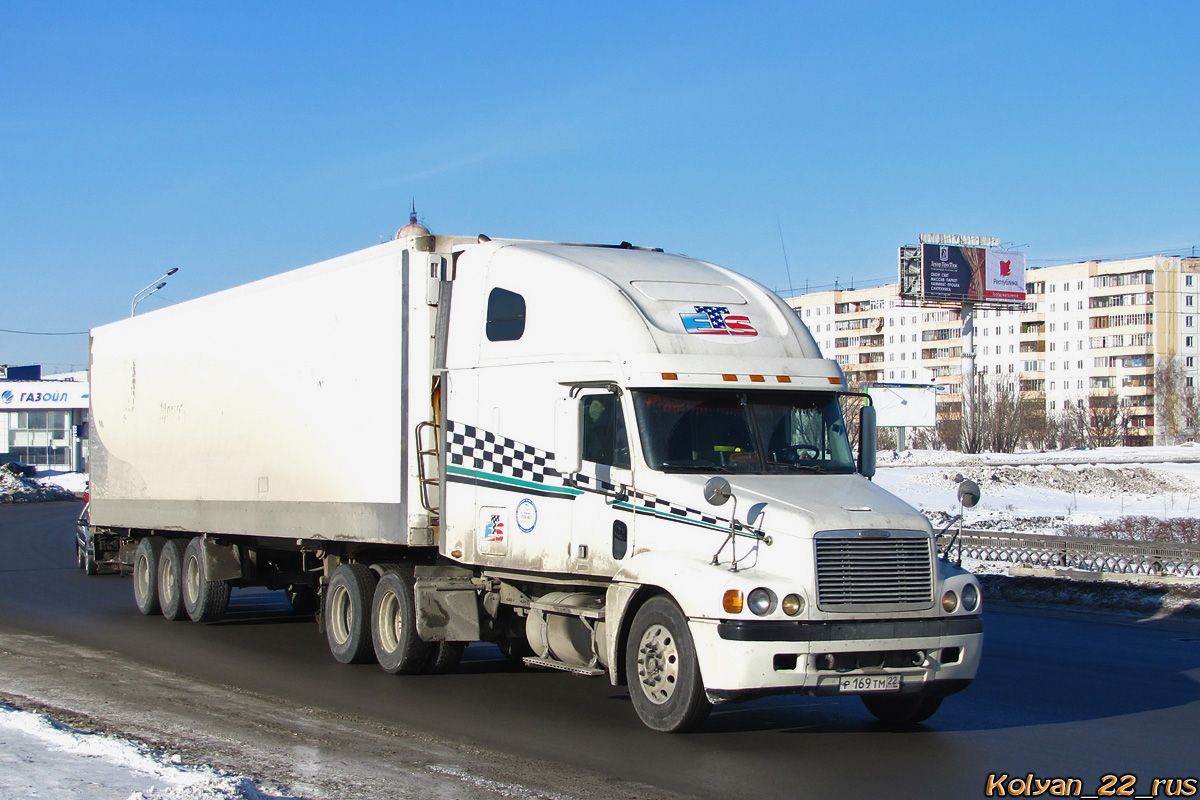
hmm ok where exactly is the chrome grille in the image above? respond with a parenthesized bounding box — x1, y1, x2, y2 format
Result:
(815, 531, 934, 611)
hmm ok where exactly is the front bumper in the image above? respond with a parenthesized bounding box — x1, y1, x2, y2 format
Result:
(690, 615, 983, 704)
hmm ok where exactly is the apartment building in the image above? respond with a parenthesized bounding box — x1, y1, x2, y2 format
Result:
(786, 255, 1200, 447)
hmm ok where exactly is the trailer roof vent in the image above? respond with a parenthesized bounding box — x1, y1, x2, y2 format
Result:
(396, 201, 431, 239)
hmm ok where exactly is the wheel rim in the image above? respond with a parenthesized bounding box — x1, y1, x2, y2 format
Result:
(160, 558, 175, 601)
(184, 555, 201, 605)
(636, 622, 680, 705)
(328, 583, 352, 646)
(377, 589, 400, 654)
(135, 553, 151, 599)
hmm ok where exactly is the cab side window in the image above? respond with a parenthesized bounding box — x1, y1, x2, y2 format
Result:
(486, 287, 526, 342)
(581, 395, 630, 468)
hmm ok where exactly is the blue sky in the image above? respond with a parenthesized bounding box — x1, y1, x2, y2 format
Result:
(3, 1, 1198, 371)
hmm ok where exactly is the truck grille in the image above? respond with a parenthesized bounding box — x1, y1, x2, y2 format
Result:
(814, 531, 934, 612)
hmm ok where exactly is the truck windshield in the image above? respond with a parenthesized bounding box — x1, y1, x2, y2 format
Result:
(631, 389, 856, 475)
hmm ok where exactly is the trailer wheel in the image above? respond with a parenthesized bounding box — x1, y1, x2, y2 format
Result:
(625, 596, 711, 733)
(861, 694, 943, 727)
(326, 563, 377, 664)
(182, 537, 231, 623)
(133, 537, 166, 615)
(371, 567, 431, 674)
(157, 539, 188, 621)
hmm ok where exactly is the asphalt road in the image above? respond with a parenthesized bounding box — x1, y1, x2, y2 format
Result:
(3, 501, 1199, 799)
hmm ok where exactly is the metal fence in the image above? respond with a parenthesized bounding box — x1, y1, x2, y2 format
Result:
(947, 530, 1200, 579)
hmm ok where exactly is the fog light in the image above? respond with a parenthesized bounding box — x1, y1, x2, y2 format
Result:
(962, 583, 980, 613)
(723, 589, 744, 614)
(942, 590, 959, 613)
(747, 588, 776, 616)
(781, 593, 804, 616)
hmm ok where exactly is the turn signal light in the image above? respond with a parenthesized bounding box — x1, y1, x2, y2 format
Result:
(942, 590, 959, 613)
(723, 590, 744, 614)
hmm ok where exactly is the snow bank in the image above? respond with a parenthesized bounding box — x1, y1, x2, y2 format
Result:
(0, 703, 297, 800)
(0, 464, 79, 503)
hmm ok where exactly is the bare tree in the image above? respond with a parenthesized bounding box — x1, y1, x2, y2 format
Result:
(1156, 356, 1200, 444)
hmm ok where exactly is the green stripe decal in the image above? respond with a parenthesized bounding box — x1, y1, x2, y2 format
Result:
(613, 501, 731, 532)
(447, 464, 585, 497)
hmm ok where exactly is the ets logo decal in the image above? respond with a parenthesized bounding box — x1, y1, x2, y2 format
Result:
(484, 514, 505, 543)
(679, 306, 757, 336)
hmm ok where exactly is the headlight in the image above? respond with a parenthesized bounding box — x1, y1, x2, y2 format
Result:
(942, 590, 959, 613)
(747, 588, 776, 616)
(962, 583, 980, 613)
(781, 593, 805, 616)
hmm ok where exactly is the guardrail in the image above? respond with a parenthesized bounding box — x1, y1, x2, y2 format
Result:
(944, 529, 1200, 579)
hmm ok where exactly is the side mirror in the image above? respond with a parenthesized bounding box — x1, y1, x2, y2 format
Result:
(858, 404, 877, 479)
(957, 479, 981, 509)
(703, 476, 732, 506)
(554, 398, 582, 476)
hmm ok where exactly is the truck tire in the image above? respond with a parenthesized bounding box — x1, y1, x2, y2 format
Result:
(326, 563, 377, 664)
(861, 694, 943, 727)
(133, 537, 165, 616)
(182, 537, 231, 623)
(424, 641, 465, 675)
(371, 567, 431, 674)
(625, 596, 711, 733)
(157, 539, 188, 621)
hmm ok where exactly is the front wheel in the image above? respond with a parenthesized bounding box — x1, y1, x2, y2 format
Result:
(625, 596, 711, 733)
(861, 693, 943, 726)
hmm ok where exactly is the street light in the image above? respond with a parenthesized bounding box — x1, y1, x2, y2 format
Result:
(131, 268, 179, 317)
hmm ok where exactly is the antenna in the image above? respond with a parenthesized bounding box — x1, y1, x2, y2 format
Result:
(776, 215, 794, 296)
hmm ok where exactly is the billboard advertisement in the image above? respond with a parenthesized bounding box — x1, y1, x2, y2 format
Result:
(904, 244, 1026, 304)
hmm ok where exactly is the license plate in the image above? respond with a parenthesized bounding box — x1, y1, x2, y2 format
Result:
(840, 675, 902, 693)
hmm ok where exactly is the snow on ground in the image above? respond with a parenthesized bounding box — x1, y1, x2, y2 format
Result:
(0, 466, 82, 503)
(0, 703, 296, 800)
(873, 444, 1200, 535)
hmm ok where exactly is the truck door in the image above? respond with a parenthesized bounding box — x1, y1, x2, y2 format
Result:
(572, 389, 635, 577)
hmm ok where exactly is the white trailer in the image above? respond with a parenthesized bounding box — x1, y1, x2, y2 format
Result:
(88, 225, 982, 732)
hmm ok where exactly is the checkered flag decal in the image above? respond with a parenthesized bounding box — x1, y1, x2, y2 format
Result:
(630, 491, 723, 527)
(446, 420, 733, 530)
(446, 420, 557, 483)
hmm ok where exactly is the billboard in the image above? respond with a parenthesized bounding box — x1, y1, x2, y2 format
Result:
(899, 244, 1026, 304)
(866, 384, 937, 428)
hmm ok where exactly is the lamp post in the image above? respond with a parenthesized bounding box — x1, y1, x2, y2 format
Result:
(131, 268, 179, 317)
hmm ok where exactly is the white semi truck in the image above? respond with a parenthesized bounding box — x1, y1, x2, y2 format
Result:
(87, 222, 983, 732)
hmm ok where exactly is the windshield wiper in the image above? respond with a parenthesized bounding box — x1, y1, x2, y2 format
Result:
(766, 461, 832, 473)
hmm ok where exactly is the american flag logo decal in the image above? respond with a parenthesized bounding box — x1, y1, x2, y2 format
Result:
(680, 305, 758, 336)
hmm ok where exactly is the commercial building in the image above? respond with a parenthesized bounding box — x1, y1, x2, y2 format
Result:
(0, 366, 89, 471)
(786, 255, 1200, 447)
